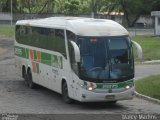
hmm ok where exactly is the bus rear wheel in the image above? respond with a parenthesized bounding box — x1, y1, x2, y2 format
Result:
(22, 68, 28, 86)
(27, 69, 35, 89)
(62, 82, 73, 104)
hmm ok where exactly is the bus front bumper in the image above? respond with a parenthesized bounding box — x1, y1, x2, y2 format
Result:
(79, 87, 135, 102)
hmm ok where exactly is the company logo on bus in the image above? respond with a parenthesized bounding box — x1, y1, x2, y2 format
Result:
(102, 84, 118, 89)
(15, 48, 22, 55)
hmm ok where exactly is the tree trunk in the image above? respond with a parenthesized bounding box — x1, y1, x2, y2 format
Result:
(38, 0, 49, 14)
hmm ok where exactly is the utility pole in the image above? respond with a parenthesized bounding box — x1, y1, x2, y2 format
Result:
(11, 0, 13, 25)
(91, 0, 94, 18)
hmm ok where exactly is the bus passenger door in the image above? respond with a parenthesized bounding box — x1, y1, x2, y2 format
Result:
(51, 67, 59, 91)
(50, 55, 63, 93)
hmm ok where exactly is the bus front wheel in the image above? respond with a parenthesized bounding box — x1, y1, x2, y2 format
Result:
(62, 81, 73, 104)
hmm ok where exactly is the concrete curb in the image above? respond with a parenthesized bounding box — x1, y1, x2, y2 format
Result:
(135, 91, 160, 104)
(142, 60, 160, 64)
(136, 60, 160, 65)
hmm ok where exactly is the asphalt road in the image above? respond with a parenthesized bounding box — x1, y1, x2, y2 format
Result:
(135, 64, 160, 80)
(0, 38, 159, 116)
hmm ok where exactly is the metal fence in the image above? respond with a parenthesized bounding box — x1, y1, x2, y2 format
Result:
(12, 13, 123, 24)
(127, 28, 154, 36)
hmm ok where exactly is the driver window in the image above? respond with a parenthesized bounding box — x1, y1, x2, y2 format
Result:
(68, 42, 76, 66)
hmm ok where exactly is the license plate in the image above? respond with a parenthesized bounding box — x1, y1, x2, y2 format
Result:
(105, 95, 115, 100)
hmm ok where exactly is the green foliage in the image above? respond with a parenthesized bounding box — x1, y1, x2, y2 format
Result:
(152, 0, 160, 11)
(78, 0, 91, 14)
(0, 0, 160, 27)
(135, 75, 160, 100)
(0, 0, 160, 15)
(102, 0, 154, 27)
(0, 0, 55, 13)
(16, 0, 55, 13)
(54, 0, 65, 13)
(64, 0, 80, 14)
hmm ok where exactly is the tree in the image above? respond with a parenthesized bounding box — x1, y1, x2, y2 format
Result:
(152, 0, 160, 11)
(1, 0, 159, 19)
(89, 0, 106, 17)
(0, 0, 12, 12)
(101, 0, 154, 27)
(64, 0, 80, 14)
(78, 0, 90, 14)
(16, 0, 55, 13)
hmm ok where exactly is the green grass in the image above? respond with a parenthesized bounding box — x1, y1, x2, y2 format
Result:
(0, 24, 15, 37)
(135, 75, 160, 100)
(132, 35, 160, 61)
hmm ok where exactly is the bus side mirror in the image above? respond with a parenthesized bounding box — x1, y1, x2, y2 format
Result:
(70, 41, 80, 62)
(131, 40, 143, 60)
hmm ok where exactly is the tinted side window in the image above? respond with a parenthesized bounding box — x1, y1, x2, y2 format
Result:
(15, 25, 66, 58)
(15, 25, 20, 43)
(16, 25, 32, 45)
(66, 30, 76, 41)
(55, 29, 66, 58)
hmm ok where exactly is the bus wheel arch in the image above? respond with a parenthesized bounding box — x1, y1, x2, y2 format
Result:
(61, 79, 73, 104)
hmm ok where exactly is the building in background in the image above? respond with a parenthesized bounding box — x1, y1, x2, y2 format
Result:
(0, 12, 12, 24)
(151, 11, 160, 35)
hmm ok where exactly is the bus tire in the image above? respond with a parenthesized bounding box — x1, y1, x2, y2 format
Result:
(22, 66, 28, 86)
(27, 69, 35, 89)
(62, 81, 73, 104)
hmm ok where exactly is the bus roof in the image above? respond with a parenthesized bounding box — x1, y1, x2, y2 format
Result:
(16, 17, 129, 36)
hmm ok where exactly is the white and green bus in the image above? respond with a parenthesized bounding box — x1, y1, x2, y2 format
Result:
(15, 17, 142, 103)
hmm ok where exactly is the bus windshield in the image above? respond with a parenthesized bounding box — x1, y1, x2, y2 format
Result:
(77, 36, 134, 83)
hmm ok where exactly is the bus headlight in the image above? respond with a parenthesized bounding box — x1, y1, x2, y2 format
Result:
(78, 82, 96, 91)
(88, 86, 94, 91)
(80, 85, 94, 91)
(126, 85, 130, 89)
(125, 83, 134, 89)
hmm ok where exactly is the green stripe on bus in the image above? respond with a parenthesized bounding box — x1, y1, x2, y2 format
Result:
(96, 79, 133, 89)
(41, 52, 52, 65)
(25, 48, 29, 58)
(83, 79, 133, 89)
(15, 46, 63, 69)
(34, 50, 37, 61)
